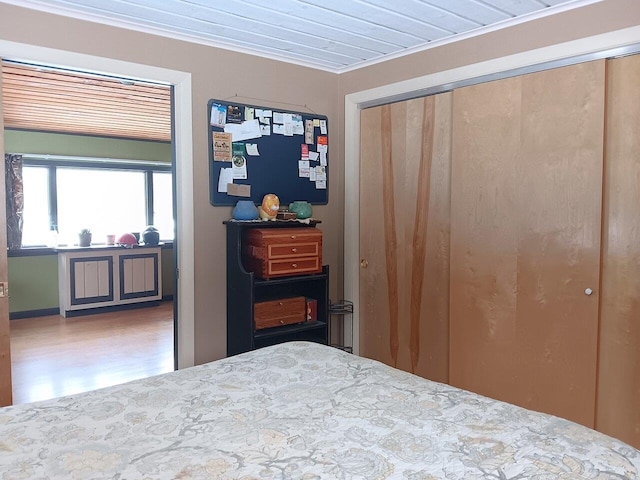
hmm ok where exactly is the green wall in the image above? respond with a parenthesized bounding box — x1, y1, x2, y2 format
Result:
(4, 130, 172, 162)
(5, 130, 175, 315)
(8, 255, 59, 312)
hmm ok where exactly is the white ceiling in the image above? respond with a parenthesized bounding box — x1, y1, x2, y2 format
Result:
(4, 0, 599, 73)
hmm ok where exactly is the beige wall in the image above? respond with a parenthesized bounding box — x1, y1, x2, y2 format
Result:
(1, 0, 638, 366)
(0, 3, 343, 364)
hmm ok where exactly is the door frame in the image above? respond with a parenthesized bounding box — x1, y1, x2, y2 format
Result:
(0, 40, 196, 369)
(344, 25, 640, 356)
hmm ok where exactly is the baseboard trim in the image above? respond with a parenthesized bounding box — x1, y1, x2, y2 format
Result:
(11, 298, 174, 320)
(10, 308, 59, 320)
(63, 301, 163, 318)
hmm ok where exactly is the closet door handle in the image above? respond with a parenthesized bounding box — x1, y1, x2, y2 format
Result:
(585, 288, 593, 296)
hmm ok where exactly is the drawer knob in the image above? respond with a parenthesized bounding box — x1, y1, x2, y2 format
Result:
(280, 319, 285, 324)
(290, 235, 297, 239)
(278, 302, 284, 306)
(291, 247, 297, 252)
(292, 263, 297, 268)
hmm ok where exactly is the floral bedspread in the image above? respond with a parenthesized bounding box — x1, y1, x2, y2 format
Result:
(1, 341, 639, 479)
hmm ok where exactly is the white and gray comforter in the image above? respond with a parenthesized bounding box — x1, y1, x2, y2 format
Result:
(1, 341, 638, 479)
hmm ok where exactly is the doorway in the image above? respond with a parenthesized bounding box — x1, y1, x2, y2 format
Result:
(0, 40, 195, 405)
(2, 60, 177, 403)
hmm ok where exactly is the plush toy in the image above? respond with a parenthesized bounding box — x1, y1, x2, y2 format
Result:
(259, 194, 280, 220)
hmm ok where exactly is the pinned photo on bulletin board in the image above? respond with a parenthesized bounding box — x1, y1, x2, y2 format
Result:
(208, 99, 328, 206)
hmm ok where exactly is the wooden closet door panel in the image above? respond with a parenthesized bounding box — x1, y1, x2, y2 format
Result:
(360, 94, 451, 382)
(360, 103, 394, 368)
(517, 61, 604, 426)
(450, 76, 522, 401)
(598, 54, 640, 449)
(451, 61, 605, 428)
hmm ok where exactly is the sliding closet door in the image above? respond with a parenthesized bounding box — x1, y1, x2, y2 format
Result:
(598, 54, 640, 449)
(450, 60, 605, 427)
(359, 93, 451, 382)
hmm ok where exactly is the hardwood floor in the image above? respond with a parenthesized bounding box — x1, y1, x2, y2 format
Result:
(9, 302, 174, 405)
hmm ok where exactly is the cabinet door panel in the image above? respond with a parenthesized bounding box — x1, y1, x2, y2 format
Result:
(74, 262, 86, 299)
(98, 260, 110, 296)
(144, 257, 155, 292)
(598, 54, 640, 449)
(132, 258, 146, 293)
(359, 93, 452, 382)
(450, 61, 605, 427)
(84, 261, 99, 298)
(122, 258, 134, 294)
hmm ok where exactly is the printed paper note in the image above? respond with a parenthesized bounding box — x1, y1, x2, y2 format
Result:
(305, 119, 314, 144)
(246, 144, 260, 156)
(232, 153, 247, 180)
(226, 105, 243, 123)
(292, 114, 304, 135)
(298, 160, 310, 178)
(217, 168, 233, 193)
(210, 103, 226, 127)
(224, 119, 262, 142)
(212, 132, 232, 162)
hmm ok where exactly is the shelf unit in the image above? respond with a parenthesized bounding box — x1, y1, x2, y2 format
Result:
(329, 300, 354, 353)
(225, 220, 329, 356)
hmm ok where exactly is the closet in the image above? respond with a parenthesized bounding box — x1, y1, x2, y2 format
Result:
(359, 55, 640, 448)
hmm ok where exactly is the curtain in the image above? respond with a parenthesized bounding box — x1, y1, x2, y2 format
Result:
(5, 154, 23, 250)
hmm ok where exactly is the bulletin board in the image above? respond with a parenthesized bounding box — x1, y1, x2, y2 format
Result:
(208, 99, 329, 206)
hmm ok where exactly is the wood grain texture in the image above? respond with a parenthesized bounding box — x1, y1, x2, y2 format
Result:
(598, 54, 640, 449)
(10, 303, 174, 405)
(450, 61, 605, 428)
(380, 105, 400, 366)
(360, 94, 451, 382)
(0, 63, 12, 407)
(409, 97, 435, 372)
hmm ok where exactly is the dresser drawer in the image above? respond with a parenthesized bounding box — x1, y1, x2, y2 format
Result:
(254, 296, 306, 330)
(245, 227, 321, 248)
(267, 242, 319, 259)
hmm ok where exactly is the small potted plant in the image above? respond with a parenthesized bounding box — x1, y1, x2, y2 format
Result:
(78, 228, 92, 247)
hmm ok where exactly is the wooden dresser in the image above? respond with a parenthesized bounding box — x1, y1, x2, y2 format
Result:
(242, 227, 322, 279)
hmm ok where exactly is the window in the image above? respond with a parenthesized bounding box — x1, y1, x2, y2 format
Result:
(57, 168, 147, 245)
(21, 160, 173, 247)
(22, 166, 50, 247)
(152, 171, 174, 242)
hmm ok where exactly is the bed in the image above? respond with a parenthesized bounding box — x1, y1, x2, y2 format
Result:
(1, 341, 638, 479)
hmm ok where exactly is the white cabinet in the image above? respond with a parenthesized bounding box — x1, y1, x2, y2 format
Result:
(58, 247, 162, 317)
